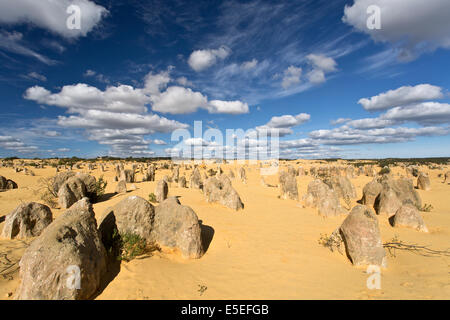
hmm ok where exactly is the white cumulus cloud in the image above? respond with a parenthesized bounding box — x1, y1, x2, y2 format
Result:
(188, 46, 231, 72)
(207, 100, 249, 114)
(359, 84, 444, 111)
(281, 66, 302, 89)
(343, 0, 450, 59)
(0, 0, 108, 38)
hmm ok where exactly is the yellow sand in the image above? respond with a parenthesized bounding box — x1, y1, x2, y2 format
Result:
(0, 160, 449, 300)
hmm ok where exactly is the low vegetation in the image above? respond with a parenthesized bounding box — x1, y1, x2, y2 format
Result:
(418, 203, 434, 212)
(148, 192, 157, 203)
(40, 190, 58, 209)
(383, 235, 450, 258)
(318, 233, 343, 255)
(92, 175, 107, 202)
(111, 229, 160, 262)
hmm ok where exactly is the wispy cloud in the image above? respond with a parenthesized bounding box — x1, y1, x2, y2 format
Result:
(0, 31, 57, 65)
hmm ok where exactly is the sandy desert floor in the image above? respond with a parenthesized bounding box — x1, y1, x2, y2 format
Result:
(0, 160, 449, 300)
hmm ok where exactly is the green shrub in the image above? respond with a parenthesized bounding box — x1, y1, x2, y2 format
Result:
(379, 167, 391, 175)
(148, 192, 157, 203)
(112, 231, 159, 262)
(94, 175, 107, 200)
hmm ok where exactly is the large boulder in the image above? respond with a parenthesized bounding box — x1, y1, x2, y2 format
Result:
(155, 180, 168, 203)
(364, 165, 376, 177)
(75, 173, 97, 198)
(58, 177, 87, 209)
(119, 169, 135, 183)
(99, 196, 155, 241)
(417, 173, 431, 191)
(115, 180, 127, 194)
(338, 205, 386, 267)
(51, 172, 76, 194)
(51, 172, 97, 198)
(345, 166, 355, 179)
(154, 197, 204, 259)
(324, 175, 357, 200)
(392, 203, 428, 232)
(0, 176, 18, 190)
(99, 196, 204, 259)
(189, 167, 203, 189)
(374, 176, 422, 216)
(171, 166, 179, 183)
(287, 165, 297, 177)
(376, 188, 402, 217)
(361, 180, 383, 207)
(203, 175, 244, 211)
(1, 202, 52, 239)
(15, 198, 107, 300)
(238, 167, 247, 183)
(147, 165, 156, 181)
(279, 171, 298, 200)
(178, 176, 187, 188)
(304, 179, 346, 217)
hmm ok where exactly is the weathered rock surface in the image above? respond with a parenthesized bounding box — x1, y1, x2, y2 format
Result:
(324, 175, 357, 200)
(1, 202, 52, 239)
(338, 205, 386, 267)
(238, 167, 247, 183)
(52, 172, 97, 202)
(287, 165, 297, 177)
(154, 197, 204, 259)
(361, 180, 383, 207)
(374, 176, 422, 216)
(58, 177, 87, 209)
(75, 173, 97, 198)
(16, 198, 107, 300)
(155, 180, 168, 203)
(0, 176, 17, 190)
(178, 176, 187, 188)
(115, 180, 127, 194)
(171, 166, 179, 183)
(189, 167, 203, 189)
(417, 173, 431, 191)
(100, 196, 155, 241)
(51, 172, 76, 194)
(279, 171, 299, 200)
(147, 165, 156, 181)
(119, 169, 135, 183)
(393, 203, 428, 232)
(203, 175, 244, 211)
(376, 187, 402, 217)
(304, 179, 346, 217)
(99, 196, 204, 259)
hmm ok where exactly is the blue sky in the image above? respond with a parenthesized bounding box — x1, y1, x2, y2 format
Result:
(0, 0, 449, 159)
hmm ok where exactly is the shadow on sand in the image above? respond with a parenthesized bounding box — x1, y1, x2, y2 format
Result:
(199, 220, 215, 253)
(95, 192, 117, 203)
